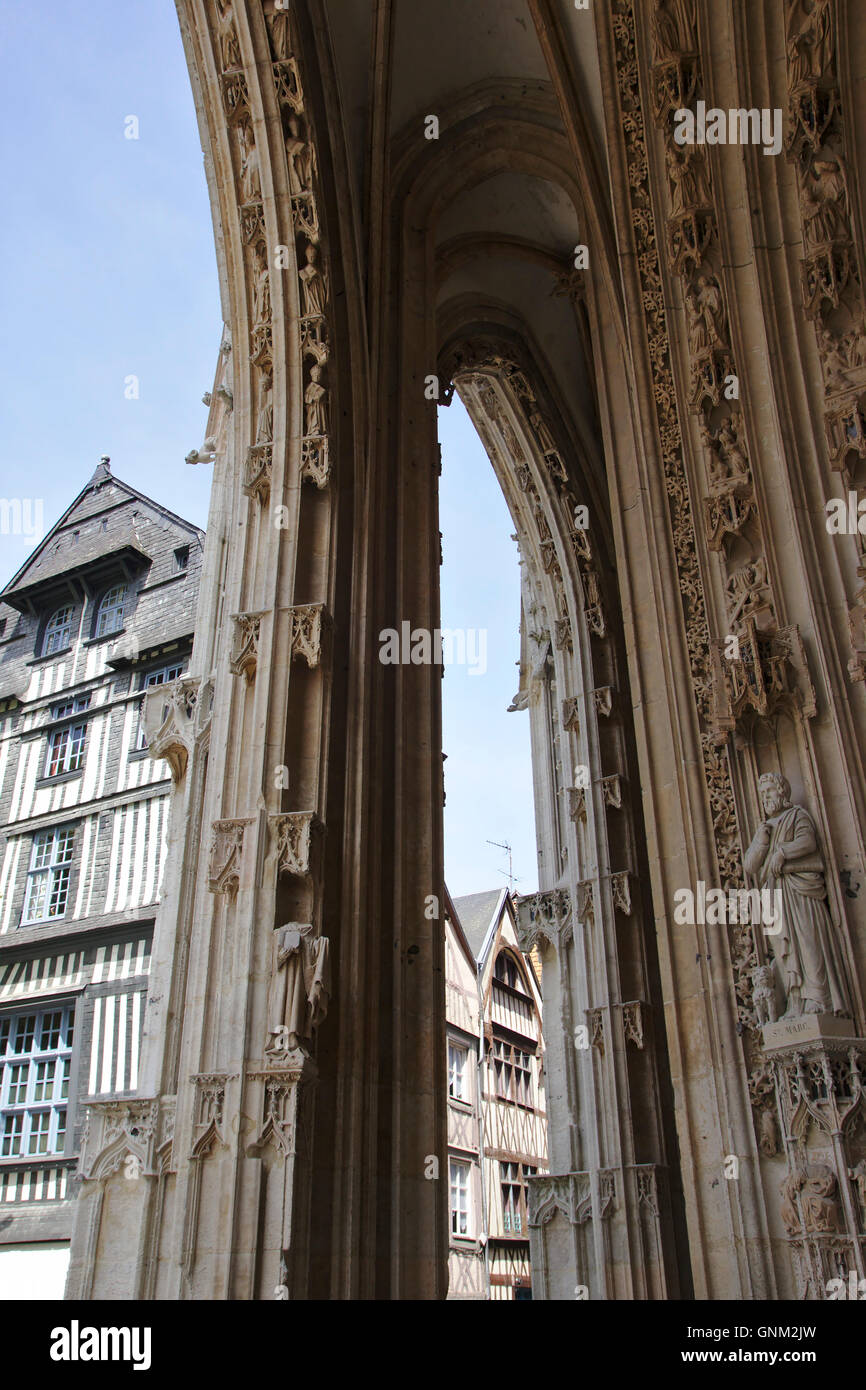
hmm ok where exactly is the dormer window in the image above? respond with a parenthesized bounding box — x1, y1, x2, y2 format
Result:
(174, 546, 190, 572)
(43, 606, 74, 656)
(94, 583, 128, 637)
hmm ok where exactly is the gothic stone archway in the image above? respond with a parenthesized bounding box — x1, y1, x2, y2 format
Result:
(67, 1, 866, 1302)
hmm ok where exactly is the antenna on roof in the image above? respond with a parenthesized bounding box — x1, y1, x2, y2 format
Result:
(487, 839, 521, 892)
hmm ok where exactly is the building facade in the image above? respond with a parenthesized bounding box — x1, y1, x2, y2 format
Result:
(445, 889, 548, 1300)
(67, 0, 866, 1300)
(0, 461, 202, 1297)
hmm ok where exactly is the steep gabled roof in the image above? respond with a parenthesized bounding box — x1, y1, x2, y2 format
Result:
(450, 887, 508, 964)
(0, 459, 204, 606)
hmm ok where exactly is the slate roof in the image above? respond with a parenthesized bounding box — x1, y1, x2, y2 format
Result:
(451, 888, 506, 962)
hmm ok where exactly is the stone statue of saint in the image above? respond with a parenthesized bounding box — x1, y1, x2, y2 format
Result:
(801, 159, 848, 248)
(266, 922, 330, 1055)
(256, 372, 273, 444)
(666, 144, 711, 215)
(305, 365, 328, 437)
(686, 274, 726, 354)
(744, 772, 851, 1019)
(285, 116, 315, 196)
(238, 121, 261, 204)
(786, 0, 833, 87)
(299, 242, 327, 318)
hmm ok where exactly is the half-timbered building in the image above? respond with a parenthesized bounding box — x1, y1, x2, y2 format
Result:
(0, 459, 203, 1297)
(446, 888, 547, 1299)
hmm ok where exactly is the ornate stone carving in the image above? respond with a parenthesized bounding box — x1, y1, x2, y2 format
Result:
(207, 818, 252, 896)
(780, 1164, 841, 1237)
(143, 675, 213, 782)
(515, 888, 572, 952)
(744, 773, 852, 1020)
(593, 686, 614, 718)
(600, 775, 623, 810)
(270, 811, 322, 880)
(220, 70, 249, 123)
(246, 1067, 307, 1157)
(611, 871, 632, 916)
(588, 1008, 605, 1053)
(240, 200, 265, 246)
(622, 1001, 645, 1049)
(243, 443, 273, 503)
(711, 621, 816, 741)
(566, 786, 587, 824)
(229, 611, 263, 684)
(289, 603, 328, 668)
(77, 1099, 159, 1181)
(190, 1073, 234, 1158)
(561, 697, 580, 733)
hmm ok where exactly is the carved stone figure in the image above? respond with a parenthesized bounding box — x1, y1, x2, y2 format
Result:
(851, 1159, 866, 1229)
(256, 371, 273, 443)
(686, 274, 726, 353)
(266, 922, 330, 1055)
(218, 5, 241, 71)
(666, 144, 711, 215)
(717, 415, 748, 477)
(238, 120, 261, 202)
(285, 115, 315, 195)
(305, 364, 328, 436)
(651, 0, 696, 59)
(744, 773, 851, 1018)
(253, 245, 271, 325)
(299, 242, 327, 318)
(269, 4, 294, 63)
(786, 0, 833, 88)
(800, 1164, 841, 1233)
(758, 1107, 779, 1159)
(800, 159, 848, 249)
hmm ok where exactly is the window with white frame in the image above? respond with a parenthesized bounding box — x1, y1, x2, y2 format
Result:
(501, 1161, 523, 1233)
(94, 583, 128, 637)
(448, 1042, 469, 1101)
(22, 826, 75, 924)
(449, 1159, 471, 1237)
(45, 722, 86, 777)
(135, 662, 184, 750)
(42, 605, 74, 656)
(50, 692, 91, 721)
(0, 1005, 74, 1158)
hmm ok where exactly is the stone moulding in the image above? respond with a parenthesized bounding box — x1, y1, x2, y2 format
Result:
(612, 4, 759, 1082)
(528, 1170, 617, 1227)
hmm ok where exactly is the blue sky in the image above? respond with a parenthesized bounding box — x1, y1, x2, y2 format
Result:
(0, 0, 537, 899)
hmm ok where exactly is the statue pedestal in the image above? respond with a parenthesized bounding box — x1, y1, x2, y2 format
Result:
(762, 1013, 858, 1052)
